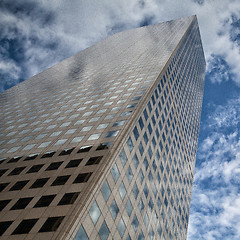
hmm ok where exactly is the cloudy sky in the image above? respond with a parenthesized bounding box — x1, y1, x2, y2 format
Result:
(0, 0, 239, 239)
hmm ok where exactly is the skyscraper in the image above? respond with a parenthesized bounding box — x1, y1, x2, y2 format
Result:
(0, 15, 205, 240)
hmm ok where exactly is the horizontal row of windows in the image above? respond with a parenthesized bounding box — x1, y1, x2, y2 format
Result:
(0, 172, 92, 192)
(0, 216, 64, 236)
(0, 155, 103, 178)
(0, 191, 80, 211)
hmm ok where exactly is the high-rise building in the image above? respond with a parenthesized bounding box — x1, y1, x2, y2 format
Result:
(0, 15, 205, 239)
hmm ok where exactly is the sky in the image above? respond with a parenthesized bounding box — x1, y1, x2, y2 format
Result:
(0, 0, 239, 239)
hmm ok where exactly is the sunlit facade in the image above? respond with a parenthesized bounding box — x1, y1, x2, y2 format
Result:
(0, 16, 205, 239)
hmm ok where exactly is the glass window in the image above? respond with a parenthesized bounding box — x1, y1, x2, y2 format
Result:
(143, 132, 148, 145)
(71, 136, 84, 143)
(113, 120, 125, 127)
(132, 214, 139, 232)
(138, 117, 144, 130)
(73, 172, 92, 183)
(21, 136, 32, 142)
(119, 182, 126, 200)
(99, 220, 109, 240)
(148, 123, 152, 135)
(65, 129, 76, 134)
(23, 144, 36, 151)
(0, 200, 11, 211)
(118, 218, 126, 238)
(138, 169, 144, 184)
(74, 120, 85, 125)
(127, 137, 134, 153)
(111, 164, 120, 183)
(138, 198, 144, 213)
(144, 212, 149, 227)
(46, 162, 63, 171)
(144, 184, 149, 198)
(65, 159, 82, 168)
(126, 199, 133, 217)
(30, 178, 49, 189)
(138, 142, 144, 156)
(143, 157, 148, 171)
(12, 219, 38, 235)
(133, 127, 139, 141)
(38, 141, 51, 148)
(74, 225, 88, 240)
(88, 134, 101, 141)
(11, 197, 33, 210)
(39, 216, 64, 232)
(7, 146, 20, 153)
(50, 131, 62, 137)
(120, 149, 127, 166)
(89, 201, 101, 225)
(105, 131, 119, 138)
(85, 156, 103, 166)
(81, 126, 92, 132)
(34, 195, 56, 208)
(133, 154, 139, 169)
(101, 180, 111, 202)
(110, 200, 119, 220)
(132, 183, 139, 199)
(97, 123, 109, 129)
(126, 166, 133, 183)
(8, 167, 25, 176)
(10, 181, 29, 191)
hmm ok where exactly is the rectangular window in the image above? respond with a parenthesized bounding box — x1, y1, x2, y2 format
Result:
(51, 175, 70, 186)
(0, 199, 11, 211)
(30, 178, 49, 189)
(34, 195, 56, 208)
(41, 151, 56, 158)
(0, 169, 8, 177)
(11, 197, 33, 210)
(58, 192, 80, 205)
(73, 172, 92, 183)
(77, 146, 92, 153)
(24, 154, 39, 161)
(39, 216, 64, 232)
(27, 164, 44, 173)
(7, 156, 22, 163)
(12, 219, 38, 235)
(85, 156, 103, 166)
(59, 148, 74, 156)
(10, 181, 29, 191)
(8, 167, 26, 176)
(46, 162, 63, 171)
(65, 159, 82, 168)
(0, 221, 13, 236)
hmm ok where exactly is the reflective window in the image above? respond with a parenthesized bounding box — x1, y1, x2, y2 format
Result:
(74, 225, 88, 240)
(111, 164, 120, 183)
(132, 214, 139, 232)
(110, 200, 119, 220)
(89, 201, 101, 225)
(120, 149, 127, 166)
(101, 180, 111, 202)
(127, 137, 134, 153)
(126, 199, 133, 217)
(119, 182, 126, 200)
(138, 198, 144, 213)
(118, 218, 126, 238)
(132, 183, 139, 199)
(99, 220, 109, 240)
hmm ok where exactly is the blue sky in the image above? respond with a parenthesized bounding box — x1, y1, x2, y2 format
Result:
(0, 0, 239, 239)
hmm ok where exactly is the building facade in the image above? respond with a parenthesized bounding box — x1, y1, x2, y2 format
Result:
(0, 16, 205, 239)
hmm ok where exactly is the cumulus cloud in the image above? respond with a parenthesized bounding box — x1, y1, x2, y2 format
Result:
(0, 0, 240, 91)
(188, 96, 240, 240)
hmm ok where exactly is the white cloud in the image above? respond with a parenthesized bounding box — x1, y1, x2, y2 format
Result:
(188, 96, 240, 240)
(1, 0, 240, 91)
